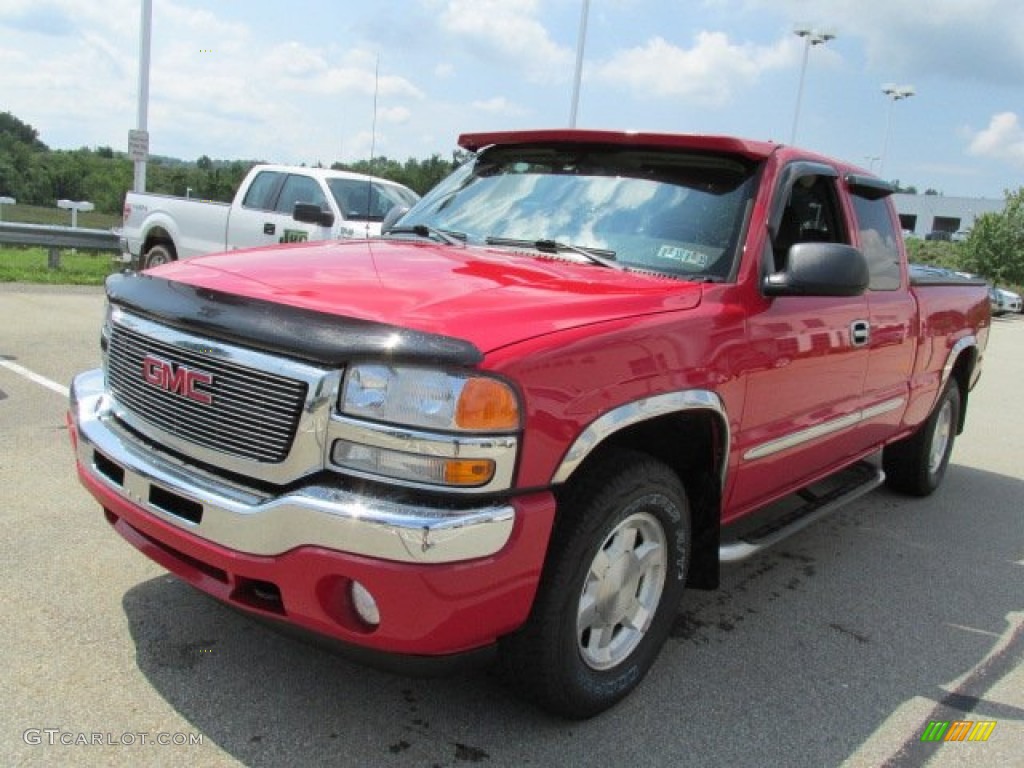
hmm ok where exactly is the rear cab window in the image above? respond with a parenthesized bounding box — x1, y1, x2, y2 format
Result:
(242, 171, 284, 211)
(846, 175, 902, 291)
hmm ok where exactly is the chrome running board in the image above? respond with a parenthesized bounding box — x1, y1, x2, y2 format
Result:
(719, 461, 885, 563)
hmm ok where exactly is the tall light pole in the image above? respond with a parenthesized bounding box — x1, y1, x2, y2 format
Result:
(132, 0, 153, 193)
(790, 25, 836, 145)
(880, 84, 915, 177)
(568, 0, 590, 128)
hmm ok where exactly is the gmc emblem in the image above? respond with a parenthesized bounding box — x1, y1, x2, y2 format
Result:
(142, 355, 213, 405)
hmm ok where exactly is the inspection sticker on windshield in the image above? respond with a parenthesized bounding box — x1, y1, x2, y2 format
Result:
(655, 245, 708, 268)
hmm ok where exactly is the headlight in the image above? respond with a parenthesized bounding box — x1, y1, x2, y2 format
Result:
(332, 364, 520, 490)
(340, 364, 519, 432)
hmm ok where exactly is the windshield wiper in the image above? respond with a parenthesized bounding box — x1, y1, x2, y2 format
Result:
(485, 236, 621, 269)
(387, 224, 466, 245)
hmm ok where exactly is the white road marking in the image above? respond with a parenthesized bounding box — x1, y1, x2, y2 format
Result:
(0, 359, 69, 398)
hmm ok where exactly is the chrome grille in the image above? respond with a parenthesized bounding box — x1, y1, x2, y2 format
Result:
(106, 323, 308, 463)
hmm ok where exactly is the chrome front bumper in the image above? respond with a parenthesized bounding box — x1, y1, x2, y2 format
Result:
(71, 369, 515, 564)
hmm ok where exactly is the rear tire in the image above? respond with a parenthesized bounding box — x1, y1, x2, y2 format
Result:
(142, 243, 175, 270)
(883, 382, 961, 496)
(499, 450, 690, 719)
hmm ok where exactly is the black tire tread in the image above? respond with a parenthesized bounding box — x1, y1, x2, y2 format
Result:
(499, 449, 689, 718)
(883, 383, 961, 496)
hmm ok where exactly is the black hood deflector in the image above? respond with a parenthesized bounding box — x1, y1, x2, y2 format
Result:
(105, 272, 483, 367)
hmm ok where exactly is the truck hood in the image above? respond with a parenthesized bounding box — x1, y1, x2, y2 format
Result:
(149, 239, 702, 354)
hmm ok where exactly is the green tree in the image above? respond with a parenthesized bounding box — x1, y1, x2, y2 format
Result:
(961, 187, 1024, 285)
(332, 152, 461, 195)
(0, 111, 48, 150)
(904, 238, 965, 270)
(1, 109, 478, 214)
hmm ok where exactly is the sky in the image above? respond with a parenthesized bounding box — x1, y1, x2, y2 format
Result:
(1, 0, 1022, 199)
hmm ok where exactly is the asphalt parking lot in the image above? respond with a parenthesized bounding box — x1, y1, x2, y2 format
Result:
(2, 282, 1021, 767)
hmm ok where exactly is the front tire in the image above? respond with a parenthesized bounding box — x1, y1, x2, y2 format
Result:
(883, 382, 961, 496)
(500, 451, 690, 718)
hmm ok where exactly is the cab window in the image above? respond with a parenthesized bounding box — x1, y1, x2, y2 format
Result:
(241, 171, 283, 211)
(770, 173, 848, 271)
(275, 175, 327, 214)
(850, 194, 901, 290)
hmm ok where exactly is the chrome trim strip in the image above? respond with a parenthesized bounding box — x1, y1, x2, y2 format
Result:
(107, 309, 340, 485)
(744, 413, 861, 461)
(551, 390, 730, 488)
(743, 397, 906, 461)
(861, 397, 906, 421)
(73, 370, 514, 564)
(327, 415, 519, 493)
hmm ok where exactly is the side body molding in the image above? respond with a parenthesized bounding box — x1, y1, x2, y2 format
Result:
(550, 390, 730, 489)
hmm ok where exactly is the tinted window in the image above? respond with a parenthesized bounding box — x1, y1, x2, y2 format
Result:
(327, 179, 419, 222)
(275, 175, 327, 214)
(851, 194, 901, 290)
(771, 174, 848, 271)
(242, 171, 282, 210)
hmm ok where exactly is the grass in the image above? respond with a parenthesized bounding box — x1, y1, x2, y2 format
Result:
(0, 203, 121, 230)
(0, 246, 121, 285)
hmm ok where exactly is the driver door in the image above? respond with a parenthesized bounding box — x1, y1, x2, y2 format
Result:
(729, 164, 871, 517)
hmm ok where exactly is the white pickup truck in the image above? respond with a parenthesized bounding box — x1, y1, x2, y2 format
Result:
(120, 164, 420, 269)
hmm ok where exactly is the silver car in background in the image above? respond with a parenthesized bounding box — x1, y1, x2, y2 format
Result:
(990, 286, 1023, 316)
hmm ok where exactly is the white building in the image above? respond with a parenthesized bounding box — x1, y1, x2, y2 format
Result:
(893, 193, 1005, 238)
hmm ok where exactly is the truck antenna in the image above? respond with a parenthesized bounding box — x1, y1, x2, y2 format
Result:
(369, 54, 379, 170)
(365, 54, 380, 237)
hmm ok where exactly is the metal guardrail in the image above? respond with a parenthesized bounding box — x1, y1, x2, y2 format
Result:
(0, 222, 121, 251)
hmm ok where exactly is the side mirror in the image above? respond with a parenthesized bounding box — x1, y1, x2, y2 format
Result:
(764, 242, 868, 297)
(293, 202, 335, 227)
(380, 205, 410, 235)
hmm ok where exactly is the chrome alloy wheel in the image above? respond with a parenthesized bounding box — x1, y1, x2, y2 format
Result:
(928, 397, 954, 475)
(576, 509, 668, 671)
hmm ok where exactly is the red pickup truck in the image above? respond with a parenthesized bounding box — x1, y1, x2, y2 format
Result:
(69, 130, 989, 718)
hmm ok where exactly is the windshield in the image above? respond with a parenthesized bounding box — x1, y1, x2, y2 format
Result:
(328, 178, 420, 222)
(399, 144, 759, 279)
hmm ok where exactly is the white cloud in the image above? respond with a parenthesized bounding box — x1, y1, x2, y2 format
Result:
(755, 0, 1024, 82)
(471, 97, 526, 116)
(0, 2, 140, 142)
(968, 113, 1024, 168)
(378, 106, 412, 124)
(264, 42, 329, 78)
(595, 32, 795, 106)
(438, 0, 572, 83)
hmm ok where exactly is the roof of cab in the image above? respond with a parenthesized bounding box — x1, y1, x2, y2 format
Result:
(252, 163, 413, 190)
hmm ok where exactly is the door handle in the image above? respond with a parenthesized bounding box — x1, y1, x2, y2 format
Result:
(850, 320, 871, 347)
(264, 222, 276, 235)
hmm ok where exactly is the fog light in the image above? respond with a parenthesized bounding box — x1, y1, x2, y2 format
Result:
(350, 580, 380, 627)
